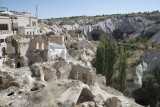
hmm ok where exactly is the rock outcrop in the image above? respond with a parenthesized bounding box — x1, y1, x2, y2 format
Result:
(125, 51, 160, 97)
(40, 17, 154, 40)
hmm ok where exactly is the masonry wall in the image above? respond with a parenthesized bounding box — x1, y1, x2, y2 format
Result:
(50, 36, 64, 45)
(69, 65, 95, 85)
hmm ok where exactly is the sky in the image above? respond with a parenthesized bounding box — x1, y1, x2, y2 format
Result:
(0, 0, 160, 19)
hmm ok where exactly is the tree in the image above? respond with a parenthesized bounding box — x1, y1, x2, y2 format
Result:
(95, 38, 118, 86)
(105, 39, 117, 86)
(118, 46, 128, 92)
(153, 65, 160, 85)
(95, 46, 103, 74)
(95, 38, 129, 90)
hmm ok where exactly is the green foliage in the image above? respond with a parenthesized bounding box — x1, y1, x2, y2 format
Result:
(151, 42, 156, 48)
(135, 36, 142, 42)
(76, 29, 81, 34)
(133, 65, 160, 107)
(105, 39, 118, 86)
(118, 46, 128, 92)
(130, 39, 135, 44)
(123, 40, 127, 43)
(95, 38, 128, 90)
(95, 46, 103, 74)
(95, 38, 118, 86)
(153, 65, 160, 84)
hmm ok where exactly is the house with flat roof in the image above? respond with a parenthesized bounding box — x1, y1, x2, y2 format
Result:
(0, 15, 12, 58)
(0, 7, 40, 36)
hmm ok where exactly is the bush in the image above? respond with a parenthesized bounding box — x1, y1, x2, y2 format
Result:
(76, 29, 81, 34)
(151, 42, 156, 48)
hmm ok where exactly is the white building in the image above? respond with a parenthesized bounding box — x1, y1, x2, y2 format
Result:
(50, 43, 67, 59)
(10, 11, 40, 35)
(0, 10, 40, 36)
(0, 16, 12, 57)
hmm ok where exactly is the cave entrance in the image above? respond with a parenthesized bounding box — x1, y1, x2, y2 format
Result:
(90, 29, 106, 41)
(77, 88, 94, 104)
(91, 33, 101, 41)
(112, 29, 125, 40)
(17, 62, 21, 68)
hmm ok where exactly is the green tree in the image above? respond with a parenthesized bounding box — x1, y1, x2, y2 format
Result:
(105, 38, 117, 86)
(153, 65, 160, 85)
(95, 46, 103, 74)
(118, 46, 128, 92)
(95, 38, 118, 86)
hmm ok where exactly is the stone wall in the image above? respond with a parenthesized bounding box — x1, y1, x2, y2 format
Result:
(69, 65, 95, 85)
(50, 35, 64, 45)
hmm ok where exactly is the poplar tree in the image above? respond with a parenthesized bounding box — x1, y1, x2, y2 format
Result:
(105, 39, 117, 86)
(95, 38, 119, 87)
(95, 46, 103, 74)
(118, 46, 128, 92)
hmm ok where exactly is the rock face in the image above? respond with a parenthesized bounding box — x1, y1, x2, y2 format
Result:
(148, 31, 160, 44)
(125, 51, 160, 97)
(130, 23, 160, 44)
(0, 67, 32, 91)
(40, 17, 154, 40)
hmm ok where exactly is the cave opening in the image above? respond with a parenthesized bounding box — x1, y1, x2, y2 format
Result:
(90, 29, 106, 41)
(77, 88, 94, 104)
(112, 29, 125, 40)
(91, 33, 101, 41)
(17, 62, 21, 68)
(7, 92, 14, 96)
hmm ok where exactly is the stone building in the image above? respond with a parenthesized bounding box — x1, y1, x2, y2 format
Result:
(27, 35, 50, 65)
(5, 35, 50, 68)
(69, 65, 96, 85)
(50, 35, 64, 45)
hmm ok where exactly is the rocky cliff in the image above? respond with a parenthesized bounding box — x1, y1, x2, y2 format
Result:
(40, 16, 156, 40)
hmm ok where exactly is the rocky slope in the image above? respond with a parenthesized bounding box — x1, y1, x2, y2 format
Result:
(0, 62, 142, 107)
(40, 16, 156, 40)
(1, 12, 160, 107)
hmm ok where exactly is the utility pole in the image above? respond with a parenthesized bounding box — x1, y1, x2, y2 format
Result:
(34, 5, 38, 18)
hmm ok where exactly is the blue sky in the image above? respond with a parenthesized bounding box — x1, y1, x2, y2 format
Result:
(0, 0, 160, 19)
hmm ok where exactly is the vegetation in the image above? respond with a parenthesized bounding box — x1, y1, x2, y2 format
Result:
(117, 46, 128, 92)
(76, 29, 81, 34)
(95, 38, 128, 92)
(46, 10, 160, 21)
(133, 65, 160, 107)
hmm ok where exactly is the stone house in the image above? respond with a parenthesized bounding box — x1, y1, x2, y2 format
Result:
(5, 35, 50, 68)
(27, 35, 50, 65)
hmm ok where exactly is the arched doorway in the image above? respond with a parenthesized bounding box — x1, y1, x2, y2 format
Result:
(17, 62, 21, 68)
(77, 88, 94, 104)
